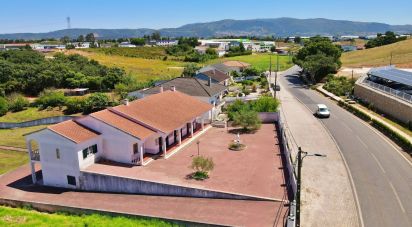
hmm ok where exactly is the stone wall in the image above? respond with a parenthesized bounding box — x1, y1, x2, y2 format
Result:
(354, 83, 412, 124)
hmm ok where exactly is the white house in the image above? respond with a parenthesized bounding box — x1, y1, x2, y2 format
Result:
(25, 90, 213, 189)
(119, 42, 136, 48)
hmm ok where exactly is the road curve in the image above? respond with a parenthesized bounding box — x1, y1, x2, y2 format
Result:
(278, 66, 412, 227)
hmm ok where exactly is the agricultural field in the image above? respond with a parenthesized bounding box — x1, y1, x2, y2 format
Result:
(0, 150, 28, 175)
(0, 205, 176, 227)
(207, 53, 293, 71)
(341, 39, 412, 68)
(0, 107, 66, 123)
(83, 46, 173, 60)
(0, 125, 45, 148)
(65, 49, 185, 82)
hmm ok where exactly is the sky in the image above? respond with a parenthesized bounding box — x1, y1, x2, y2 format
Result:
(1, 0, 411, 33)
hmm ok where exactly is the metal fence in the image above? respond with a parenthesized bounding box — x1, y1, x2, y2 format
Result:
(362, 78, 412, 103)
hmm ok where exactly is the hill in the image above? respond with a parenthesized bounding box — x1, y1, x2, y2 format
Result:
(1, 18, 412, 40)
(341, 39, 412, 68)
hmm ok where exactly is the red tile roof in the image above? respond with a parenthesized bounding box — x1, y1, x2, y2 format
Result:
(91, 109, 156, 140)
(48, 120, 100, 144)
(113, 90, 213, 133)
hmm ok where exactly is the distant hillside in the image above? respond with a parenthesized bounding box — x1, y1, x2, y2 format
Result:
(341, 39, 412, 68)
(1, 18, 412, 40)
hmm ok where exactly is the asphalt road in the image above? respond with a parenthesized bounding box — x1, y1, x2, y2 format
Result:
(276, 66, 412, 227)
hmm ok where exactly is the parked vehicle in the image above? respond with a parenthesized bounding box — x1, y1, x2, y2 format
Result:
(316, 104, 330, 118)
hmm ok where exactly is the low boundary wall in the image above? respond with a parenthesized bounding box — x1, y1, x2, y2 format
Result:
(0, 116, 76, 129)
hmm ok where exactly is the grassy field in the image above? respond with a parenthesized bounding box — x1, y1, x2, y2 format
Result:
(0, 107, 67, 123)
(0, 205, 176, 226)
(341, 39, 412, 68)
(207, 53, 293, 71)
(0, 150, 28, 175)
(65, 49, 185, 82)
(83, 46, 171, 60)
(0, 125, 45, 148)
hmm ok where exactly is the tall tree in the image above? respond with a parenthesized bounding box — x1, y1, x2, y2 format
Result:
(85, 33, 95, 42)
(60, 36, 70, 44)
(77, 35, 85, 42)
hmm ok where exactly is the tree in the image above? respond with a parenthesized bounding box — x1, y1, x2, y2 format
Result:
(83, 92, 111, 114)
(130, 38, 146, 46)
(294, 36, 302, 44)
(7, 93, 29, 112)
(205, 47, 217, 56)
(191, 156, 214, 180)
(77, 35, 84, 42)
(232, 109, 261, 131)
(151, 32, 161, 40)
(64, 97, 85, 114)
(181, 63, 200, 77)
(0, 97, 8, 116)
(251, 96, 280, 112)
(85, 33, 95, 42)
(239, 42, 246, 52)
(114, 83, 129, 99)
(35, 89, 66, 109)
(270, 46, 277, 52)
(293, 37, 342, 82)
(365, 31, 406, 49)
(60, 36, 70, 44)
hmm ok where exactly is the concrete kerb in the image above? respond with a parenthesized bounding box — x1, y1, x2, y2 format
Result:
(0, 198, 227, 227)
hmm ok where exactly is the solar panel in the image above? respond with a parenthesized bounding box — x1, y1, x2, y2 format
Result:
(368, 66, 412, 87)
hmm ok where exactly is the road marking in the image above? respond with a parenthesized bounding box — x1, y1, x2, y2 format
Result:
(389, 181, 406, 213)
(370, 152, 386, 174)
(356, 136, 368, 149)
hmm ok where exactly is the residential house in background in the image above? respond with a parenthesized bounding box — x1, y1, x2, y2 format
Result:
(195, 69, 231, 86)
(25, 90, 213, 189)
(119, 42, 136, 48)
(199, 60, 251, 77)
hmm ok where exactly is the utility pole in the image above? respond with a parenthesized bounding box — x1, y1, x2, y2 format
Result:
(351, 70, 354, 81)
(296, 147, 303, 227)
(274, 54, 279, 98)
(390, 52, 393, 66)
(269, 54, 272, 84)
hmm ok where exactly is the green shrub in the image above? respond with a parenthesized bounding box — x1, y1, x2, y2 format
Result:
(83, 93, 111, 114)
(250, 96, 280, 112)
(35, 89, 66, 110)
(233, 109, 261, 131)
(7, 93, 29, 112)
(323, 75, 354, 96)
(0, 97, 8, 116)
(65, 97, 85, 114)
(226, 100, 249, 120)
(191, 156, 214, 180)
(371, 119, 412, 154)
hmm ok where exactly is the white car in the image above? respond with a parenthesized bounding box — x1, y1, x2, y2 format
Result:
(316, 104, 330, 118)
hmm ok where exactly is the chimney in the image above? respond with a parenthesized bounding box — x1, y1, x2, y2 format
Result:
(122, 99, 129, 106)
(159, 86, 163, 93)
(171, 85, 176, 91)
(208, 76, 212, 87)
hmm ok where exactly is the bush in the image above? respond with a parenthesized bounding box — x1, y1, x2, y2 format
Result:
(251, 96, 280, 112)
(83, 93, 111, 114)
(65, 97, 85, 114)
(36, 89, 66, 109)
(323, 75, 354, 96)
(226, 100, 249, 120)
(191, 156, 214, 180)
(0, 97, 8, 116)
(232, 109, 261, 131)
(7, 93, 29, 112)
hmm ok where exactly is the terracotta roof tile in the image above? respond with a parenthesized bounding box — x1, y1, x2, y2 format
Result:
(113, 90, 213, 133)
(91, 109, 156, 140)
(48, 120, 100, 144)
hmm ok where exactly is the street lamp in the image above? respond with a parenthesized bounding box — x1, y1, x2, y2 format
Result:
(196, 140, 200, 156)
(295, 147, 326, 227)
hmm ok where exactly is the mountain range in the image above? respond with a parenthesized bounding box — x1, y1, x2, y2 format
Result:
(1, 18, 412, 40)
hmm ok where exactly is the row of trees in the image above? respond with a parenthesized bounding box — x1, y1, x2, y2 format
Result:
(365, 31, 407, 49)
(0, 50, 126, 96)
(293, 36, 342, 82)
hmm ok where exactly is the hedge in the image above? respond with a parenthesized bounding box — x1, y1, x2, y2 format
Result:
(338, 100, 412, 155)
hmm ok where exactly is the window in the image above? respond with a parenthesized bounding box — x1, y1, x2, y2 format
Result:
(82, 144, 98, 159)
(56, 149, 60, 159)
(67, 175, 76, 186)
(155, 138, 159, 145)
(133, 143, 138, 154)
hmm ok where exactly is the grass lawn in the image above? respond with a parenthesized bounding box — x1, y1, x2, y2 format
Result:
(0, 150, 28, 175)
(0, 125, 45, 148)
(207, 53, 293, 71)
(0, 107, 67, 123)
(66, 49, 185, 82)
(0, 205, 176, 226)
(341, 39, 412, 68)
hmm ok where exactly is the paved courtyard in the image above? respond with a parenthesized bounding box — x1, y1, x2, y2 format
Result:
(0, 124, 290, 226)
(85, 124, 285, 200)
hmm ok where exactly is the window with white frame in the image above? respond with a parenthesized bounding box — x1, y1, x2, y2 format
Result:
(82, 144, 98, 159)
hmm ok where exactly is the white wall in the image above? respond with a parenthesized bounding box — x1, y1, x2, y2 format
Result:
(78, 117, 140, 164)
(26, 130, 81, 189)
(77, 137, 103, 170)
